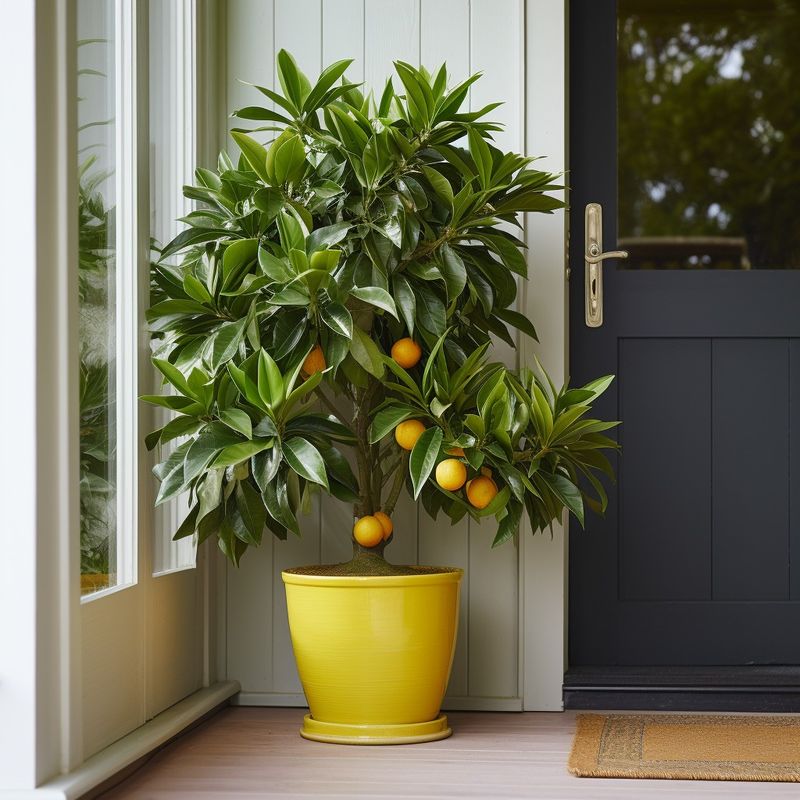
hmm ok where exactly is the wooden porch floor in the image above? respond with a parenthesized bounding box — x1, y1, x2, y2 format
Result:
(100, 707, 799, 799)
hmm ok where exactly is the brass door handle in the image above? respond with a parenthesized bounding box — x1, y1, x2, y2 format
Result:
(585, 203, 628, 327)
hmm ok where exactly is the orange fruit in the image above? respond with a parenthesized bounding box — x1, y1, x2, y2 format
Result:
(391, 338, 422, 369)
(301, 344, 326, 377)
(480, 466, 492, 478)
(395, 419, 426, 451)
(447, 446, 465, 457)
(436, 458, 467, 491)
(353, 515, 385, 547)
(373, 511, 393, 540)
(466, 476, 498, 509)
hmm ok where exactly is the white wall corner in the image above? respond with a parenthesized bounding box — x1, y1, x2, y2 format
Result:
(520, 0, 568, 711)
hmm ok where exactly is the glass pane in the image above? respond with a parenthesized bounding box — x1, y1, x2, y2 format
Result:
(618, 0, 800, 269)
(78, 0, 117, 594)
(149, 0, 197, 573)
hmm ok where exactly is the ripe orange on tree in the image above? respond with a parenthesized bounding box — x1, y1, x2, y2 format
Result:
(301, 344, 326, 377)
(466, 475, 498, 509)
(435, 458, 467, 491)
(353, 516, 385, 547)
(395, 419, 426, 451)
(391, 338, 422, 369)
(373, 511, 393, 540)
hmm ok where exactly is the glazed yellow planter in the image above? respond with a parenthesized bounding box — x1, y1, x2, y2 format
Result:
(282, 568, 462, 745)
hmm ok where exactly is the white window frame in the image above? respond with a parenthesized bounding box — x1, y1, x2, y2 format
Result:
(0, 1, 237, 795)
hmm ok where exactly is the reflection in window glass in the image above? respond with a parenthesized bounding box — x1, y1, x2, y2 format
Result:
(618, 0, 800, 269)
(78, 0, 117, 594)
(150, 0, 197, 573)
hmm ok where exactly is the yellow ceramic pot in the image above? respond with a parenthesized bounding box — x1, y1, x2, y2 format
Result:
(282, 568, 463, 745)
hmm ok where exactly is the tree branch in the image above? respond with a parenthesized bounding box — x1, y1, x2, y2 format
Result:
(384, 451, 409, 516)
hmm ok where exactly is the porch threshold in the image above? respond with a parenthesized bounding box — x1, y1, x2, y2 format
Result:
(564, 667, 800, 711)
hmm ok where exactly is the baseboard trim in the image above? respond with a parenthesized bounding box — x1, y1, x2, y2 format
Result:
(33, 680, 240, 800)
(234, 691, 523, 713)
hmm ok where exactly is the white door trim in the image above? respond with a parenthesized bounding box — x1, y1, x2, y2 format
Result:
(519, 0, 569, 712)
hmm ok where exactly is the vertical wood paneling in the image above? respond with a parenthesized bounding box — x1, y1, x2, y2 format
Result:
(275, 0, 322, 77)
(270, 0, 325, 695)
(364, 0, 420, 87)
(419, 0, 470, 699)
(421, 0, 470, 81)
(465, 0, 522, 701)
(323, 0, 365, 80)
(521, 0, 568, 712)
(223, 0, 528, 710)
(225, 0, 275, 140)
(227, 544, 273, 692)
(713, 339, 789, 600)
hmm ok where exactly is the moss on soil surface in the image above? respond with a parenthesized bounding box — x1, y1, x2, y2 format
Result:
(284, 552, 460, 577)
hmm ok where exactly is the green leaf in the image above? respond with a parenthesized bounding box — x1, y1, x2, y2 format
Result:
(160, 227, 228, 260)
(258, 349, 285, 410)
(392, 274, 416, 335)
(259, 247, 293, 282)
(349, 286, 398, 319)
(421, 165, 454, 211)
(230, 131, 269, 183)
(205, 318, 247, 371)
(349, 326, 385, 378)
(262, 473, 299, 535)
(369, 403, 418, 443)
(320, 301, 353, 339)
(252, 445, 282, 492)
(541, 472, 585, 527)
(276, 49, 311, 108)
(468, 128, 493, 189)
(221, 238, 258, 292)
(227, 362, 265, 410)
(236, 481, 266, 544)
(282, 437, 329, 489)
(492, 500, 523, 547)
(153, 358, 194, 399)
(307, 221, 350, 253)
(173, 504, 199, 540)
(495, 308, 537, 341)
(219, 408, 252, 438)
(409, 426, 443, 499)
(211, 438, 272, 469)
(303, 58, 354, 112)
(276, 209, 306, 252)
(438, 244, 467, 300)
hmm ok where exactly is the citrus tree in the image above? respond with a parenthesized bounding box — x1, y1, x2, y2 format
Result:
(145, 51, 618, 571)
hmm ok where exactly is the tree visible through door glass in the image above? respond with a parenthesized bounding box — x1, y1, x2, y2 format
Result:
(78, 0, 117, 594)
(618, 0, 800, 269)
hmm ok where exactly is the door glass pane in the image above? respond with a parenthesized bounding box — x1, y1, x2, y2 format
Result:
(149, 0, 197, 573)
(78, 0, 117, 594)
(618, 0, 800, 269)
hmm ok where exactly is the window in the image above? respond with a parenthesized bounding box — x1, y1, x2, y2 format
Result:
(149, 0, 198, 573)
(78, 0, 119, 595)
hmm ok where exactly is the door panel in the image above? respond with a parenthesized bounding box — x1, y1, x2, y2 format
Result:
(618, 338, 712, 603)
(568, 0, 800, 674)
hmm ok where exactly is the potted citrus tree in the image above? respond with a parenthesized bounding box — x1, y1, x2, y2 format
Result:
(145, 52, 618, 745)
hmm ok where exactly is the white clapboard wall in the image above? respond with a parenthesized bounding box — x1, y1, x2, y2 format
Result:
(221, 0, 537, 712)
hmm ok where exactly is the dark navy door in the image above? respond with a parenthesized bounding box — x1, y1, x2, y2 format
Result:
(568, 0, 800, 681)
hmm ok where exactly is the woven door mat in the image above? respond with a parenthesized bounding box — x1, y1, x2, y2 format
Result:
(569, 713, 800, 782)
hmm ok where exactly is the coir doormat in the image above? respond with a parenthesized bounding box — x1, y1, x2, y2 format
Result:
(569, 713, 800, 782)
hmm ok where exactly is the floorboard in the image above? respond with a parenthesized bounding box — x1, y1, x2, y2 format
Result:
(98, 708, 800, 799)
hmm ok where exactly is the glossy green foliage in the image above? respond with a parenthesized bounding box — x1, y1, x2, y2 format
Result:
(145, 51, 617, 563)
